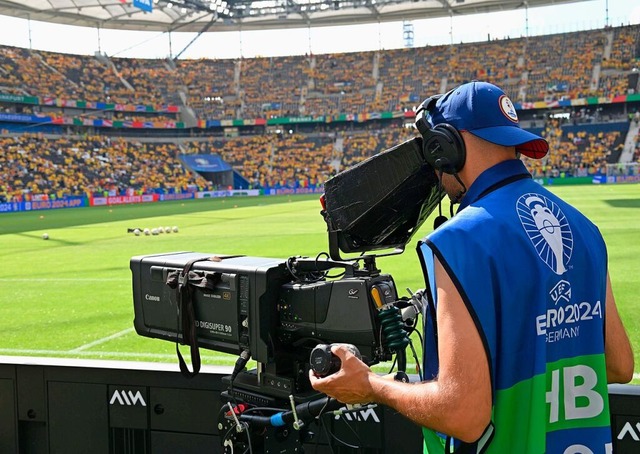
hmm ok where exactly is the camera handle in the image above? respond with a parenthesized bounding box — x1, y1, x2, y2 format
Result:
(370, 282, 411, 375)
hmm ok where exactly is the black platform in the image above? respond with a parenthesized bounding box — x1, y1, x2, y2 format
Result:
(0, 356, 637, 453)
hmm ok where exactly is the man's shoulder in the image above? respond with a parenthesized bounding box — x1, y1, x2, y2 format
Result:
(424, 207, 495, 252)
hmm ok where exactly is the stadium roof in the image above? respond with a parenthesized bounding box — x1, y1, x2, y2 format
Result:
(0, 0, 591, 33)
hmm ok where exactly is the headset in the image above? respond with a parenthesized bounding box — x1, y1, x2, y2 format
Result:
(414, 94, 466, 175)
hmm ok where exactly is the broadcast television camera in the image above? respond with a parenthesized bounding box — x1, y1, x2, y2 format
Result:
(131, 252, 401, 395)
(131, 137, 441, 451)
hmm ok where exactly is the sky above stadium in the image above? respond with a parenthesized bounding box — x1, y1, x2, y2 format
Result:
(0, 0, 638, 59)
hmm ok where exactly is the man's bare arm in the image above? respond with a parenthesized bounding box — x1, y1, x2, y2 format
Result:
(604, 272, 634, 383)
(310, 257, 492, 442)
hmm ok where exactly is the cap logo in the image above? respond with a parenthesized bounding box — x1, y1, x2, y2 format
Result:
(499, 95, 518, 123)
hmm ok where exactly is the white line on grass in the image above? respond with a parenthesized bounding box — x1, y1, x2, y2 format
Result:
(70, 327, 135, 352)
(0, 348, 235, 362)
(0, 278, 126, 282)
(2, 345, 638, 379)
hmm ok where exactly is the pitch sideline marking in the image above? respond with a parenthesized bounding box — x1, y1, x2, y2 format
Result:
(71, 327, 136, 352)
(0, 278, 126, 282)
(0, 348, 235, 362)
(1, 345, 639, 380)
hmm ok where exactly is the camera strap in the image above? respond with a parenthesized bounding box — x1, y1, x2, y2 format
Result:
(166, 256, 224, 378)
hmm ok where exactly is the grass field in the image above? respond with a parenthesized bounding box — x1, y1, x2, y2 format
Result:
(0, 186, 638, 380)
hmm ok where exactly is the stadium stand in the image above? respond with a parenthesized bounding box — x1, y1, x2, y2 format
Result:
(527, 119, 627, 177)
(186, 133, 336, 189)
(0, 23, 639, 201)
(239, 55, 309, 119)
(182, 58, 238, 119)
(523, 30, 605, 101)
(0, 135, 214, 203)
(1, 24, 639, 116)
(599, 25, 640, 98)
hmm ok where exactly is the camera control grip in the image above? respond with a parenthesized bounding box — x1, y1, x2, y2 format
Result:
(309, 343, 361, 377)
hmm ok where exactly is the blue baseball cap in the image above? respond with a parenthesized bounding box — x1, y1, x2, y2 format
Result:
(427, 81, 549, 159)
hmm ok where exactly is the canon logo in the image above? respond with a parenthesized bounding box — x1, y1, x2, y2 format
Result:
(145, 294, 160, 301)
(109, 390, 147, 407)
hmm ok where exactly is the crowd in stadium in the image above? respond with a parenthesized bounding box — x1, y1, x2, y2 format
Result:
(1, 118, 632, 203)
(0, 23, 639, 202)
(1, 24, 638, 116)
(527, 119, 626, 178)
(0, 135, 215, 202)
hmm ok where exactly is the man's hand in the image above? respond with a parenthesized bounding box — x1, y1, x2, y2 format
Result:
(308, 344, 376, 405)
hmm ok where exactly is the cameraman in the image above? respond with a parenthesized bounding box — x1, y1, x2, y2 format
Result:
(310, 81, 634, 453)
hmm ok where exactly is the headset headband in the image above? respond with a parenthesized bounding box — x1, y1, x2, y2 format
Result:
(414, 93, 466, 175)
(415, 94, 443, 137)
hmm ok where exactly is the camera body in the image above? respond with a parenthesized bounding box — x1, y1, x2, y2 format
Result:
(131, 252, 398, 398)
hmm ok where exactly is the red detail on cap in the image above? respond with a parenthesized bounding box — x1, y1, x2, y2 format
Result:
(518, 139, 549, 159)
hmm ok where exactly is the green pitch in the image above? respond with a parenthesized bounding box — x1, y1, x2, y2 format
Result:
(0, 186, 638, 381)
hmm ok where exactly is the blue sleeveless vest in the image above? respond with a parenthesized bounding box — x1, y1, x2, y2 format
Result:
(418, 159, 611, 453)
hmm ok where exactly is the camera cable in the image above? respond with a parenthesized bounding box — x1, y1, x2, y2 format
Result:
(320, 408, 363, 450)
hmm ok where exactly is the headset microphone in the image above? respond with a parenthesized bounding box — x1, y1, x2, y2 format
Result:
(451, 173, 467, 203)
(434, 157, 453, 173)
(433, 202, 457, 230)
(433, 170, 448, 230)
(433, 214, 448, 230)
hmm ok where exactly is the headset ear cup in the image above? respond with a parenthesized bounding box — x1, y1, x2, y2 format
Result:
(435, 124, 466, 173)
(414, 94, 465, 174)
(421, 124, 466, 174)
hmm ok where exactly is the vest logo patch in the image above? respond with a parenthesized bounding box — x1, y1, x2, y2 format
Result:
(516, 193, 573, 275)
(550, 280, 572, 305)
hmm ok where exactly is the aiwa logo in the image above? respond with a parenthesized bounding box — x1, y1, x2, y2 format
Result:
(516, 193, 573, 275)
(618, 420, 640, 441)
(109, 389, 147, 407)
(334, 406, 380, 423)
